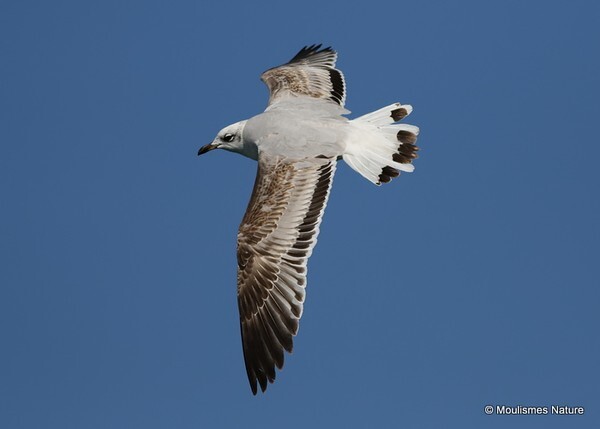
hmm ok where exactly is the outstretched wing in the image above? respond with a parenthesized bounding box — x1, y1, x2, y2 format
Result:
(261, 44, 346, 108)
(237, 154, 336, 394)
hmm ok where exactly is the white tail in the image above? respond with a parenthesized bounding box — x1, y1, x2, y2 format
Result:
(343, 103, 419, 185)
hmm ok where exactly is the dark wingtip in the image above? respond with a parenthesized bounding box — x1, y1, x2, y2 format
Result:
(289, 43, 335, 63)
(328, 68, 345, 105)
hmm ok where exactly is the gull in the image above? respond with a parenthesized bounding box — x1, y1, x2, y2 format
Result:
(198, 44, 420, 394)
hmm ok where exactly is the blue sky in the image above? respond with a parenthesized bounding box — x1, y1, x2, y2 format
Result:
(1, 0, 599, 428)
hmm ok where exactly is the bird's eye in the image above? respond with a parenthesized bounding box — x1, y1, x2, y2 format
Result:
(222, 133, 235, 142)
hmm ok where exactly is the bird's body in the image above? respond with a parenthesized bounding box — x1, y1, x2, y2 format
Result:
(245, 105, 345, 159)
(199, 45, 420, 394)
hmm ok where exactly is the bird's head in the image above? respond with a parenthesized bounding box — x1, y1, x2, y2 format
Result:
(198, 120, 247, 156)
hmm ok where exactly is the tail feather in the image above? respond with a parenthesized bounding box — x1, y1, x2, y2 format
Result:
(355, 103, 414, 125)
(343, 102, 419, 185)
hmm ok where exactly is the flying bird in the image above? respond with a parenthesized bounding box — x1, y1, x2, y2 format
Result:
(198, 44, 420, 394)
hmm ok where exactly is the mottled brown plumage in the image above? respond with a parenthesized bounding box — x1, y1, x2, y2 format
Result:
(261, 44, 346, 107)
(237, 157, 335, 394)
